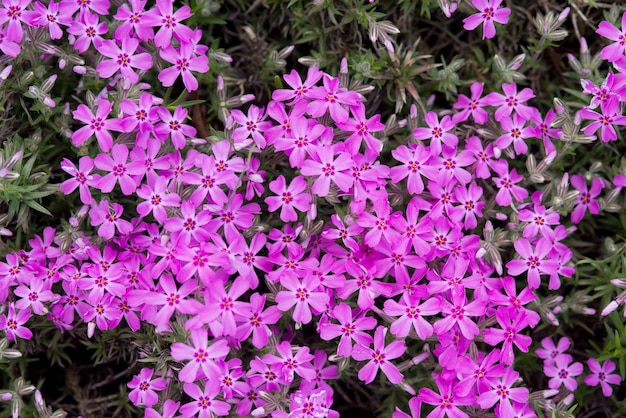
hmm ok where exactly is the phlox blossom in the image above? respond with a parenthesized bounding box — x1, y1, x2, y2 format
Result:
(463, 0, 510, 40)
(585, 358, 622, 396)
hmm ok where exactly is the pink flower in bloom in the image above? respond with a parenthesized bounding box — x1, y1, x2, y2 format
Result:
(263, 341, 316, 382)
(493, 165, 528, 207)
(356, 199, 401, 248)
(383, 292, 440, 339)
(143, 0, 194, 48)
(336, 104, 385, 155)
(32, 0, 72, 40)
(119, 93, 162, 146)
(89, 200, 134, 239)
(433, 289, 485, 339)
(585, 358, 622, 396)
(158, 42, 209, 92)
(450, 182, 484, 230)
(580, 73, 626, 110)
(59, 156, 101, 204)
(63, 0, 110, 16)
(495, 113, 534, 155)
(265, 175, 311, 222)
(136, 176, 180, 222)
(154, 106, 197, 150)
(532, 109, 561, 156)
(0, 0, 37, 43)
(452, 82, 489, 124)
(300, 145, 353, 197)
(67, 11, 107, 53)
(484, 83, 537, 122)
(170, 328, 230, 383)
(71, 98, 123, 152)
(272, 66, 323, 103)
(455, 349, 506, 396)
(306, 75, 361, 124)
(517, 194, 560, 239)
(418, 374, 475, 418)
(0, 303, 32, 340)
(579, 100, 626, 142)
(113, 0, 154, 42)
(544, 354, 583, 391)
(506, 237, 559, 289)
(230, 105, 272, 150)
(435, 146, 475, 185)
(319, 303, 376, 357)
(235, 293, 281, 349)
(273, 115, 326, 168)
(483, 308, 533, 365)
(127, 368, 167, 408)
(95, 38, 153, 84)
(462, 0, 510, 39)
(535, 337, 571, 365)
(351, 326, 406, 384)
(570, 174, 604, 223)
(275, 274, 329, 325)
(14, 276, 54, 315)
(390, 144, 439, 194)
(412, 112, 458, 156)
(476, 368, 529, 417)
(179, 381, 230, 417)
(596, 12, 626, 63)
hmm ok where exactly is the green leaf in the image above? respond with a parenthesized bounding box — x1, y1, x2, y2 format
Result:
(24, 200, 51, 216)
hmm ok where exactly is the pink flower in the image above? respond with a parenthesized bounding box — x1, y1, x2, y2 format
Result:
(484, 83, 536, 122)
(390, 144, 439, 194)
(433, 289, 485, 339)
(495, 113, 534, 155)
(265, 175, 311, 222)
(306, 75, 361, 124)
(0, 303, 32, 340)
(596, 12, 626, 63)
(352, 326, 406, 384)
(14, 276, 54, 315)
(67, 11, 107, 53)
(31, 0, 72, 40)
(275, 274, 329, 325)
(94, 144, 139, 195)
(0, 0, 37, 43)
(319, 303, 376, 357)
(143, 0, 193, 48)
(450, 182, 484, 229)
(492, 165, 528, 206)
(71, 98, 124, 152)
(300, 145, 353, 197)
(412, 112, 458, 156)
(273, 115, 326, 168)
(179, 381, 230, 417)
(230, 105, 272, 150)
(418, 374, 475, 418)
(452, 82, 489, 124)
(535, 337, 571, 365)
(158, 42, 209, 92)
(483, 308, 533, 365)
(272, 66, 323, 103)
(570, 174, 604, 223)
(234, 293, 281, 348)
(136, 176, 180, 222)
(356, 199, 401, 248)
(544, 354, 583, 391)
(384, 293, 440, 339)
(477, 368, 529, 417)
(579, 100, 626, 142)
(336, 104, 385, 155)
(170, 328, 230, 382)
(95, 37, 153, 84)
(154, 105, 197, 150)
(506, 237, 559, 289)
(263, 341, 316, 382)
(463, 0, 510, 39)
(127, 368, 167, 408)
(59, 156, 101, 204)
(119, 93, 162, 146)
(89, 200, 134, 240)
(585, 358, 622, 396)
(113, 0, 154, 42)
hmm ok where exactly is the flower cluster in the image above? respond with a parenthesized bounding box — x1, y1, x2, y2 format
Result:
(1, 2, 626, 418)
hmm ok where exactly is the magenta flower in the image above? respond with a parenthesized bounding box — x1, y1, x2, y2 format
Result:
(32, 0, 72, 40)
(14, 276, 54, 315)
(384, 293, 440, 339)
(119, 93, 162, 145)
(433, 289, 485, 339)
(145, 400, 179, 418)
(0, 0, 37, 43)
(495, 113, 534, 155)
(170, 328, 230, 382)
(230, 105, 272, 150)
(536, 337, 571, 365)
(127, 368, 167, 408)
(275, 274, 329, 325)
(455, 349, 506, 396)
(300, 145, 353, 197)
(544, 354, 583, 391)
(94, 144, 139, 195)
(265, 175, 311, 222)
(484, 83, 537, 122)
(596, 12, 626, 63)
(113, 0, 154, 42)
(483, 308, 533, 365)
(136, 176, 180, 222)
(492, 165, 528, 207)
(263, 341, 316, 382)
(273, 115, 325, 168)
(272, 66, 323, 103)
(336, 104, 385, 155)
(67, 11, 107, 53)
(143, 0, 194, 48)
(418, 374, 475, 418)
(476, 368, 529, 417)
(579, 100, 626, 142)
(89, 200, 133, 240)
(412, 112, 458, 156)
(585, 358, 622, 396)
(352, 326, 406, 384)
(59, 156, 101, 204)
(462, 0, 510, 39)
(435, 146, 475, 185)
(319, 303, 376, 357)
(390, 144, 439, 194)
(0, 303, 32, 340)
(306, 74, 361, 124)
(180, 381, 230, 417)
(506, 237, 559, 289)
(532, 109, 561, 156)
(0, 27, 20, 56)
(450, 182, 484, 230)
(570, 174, 604, 223)
(154, 105, 197, 150)
(71, 98, 124, 152)
(452, 82, 489, 124)
(517, 196, 560, 239)
(234, 292, 281, 348)
(95, 38, 153, 84)
(580, 73, 626, 110)
(64, 0, 110, 16)
(159, 42, 209, 92)
(356, 199, 401, 248)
